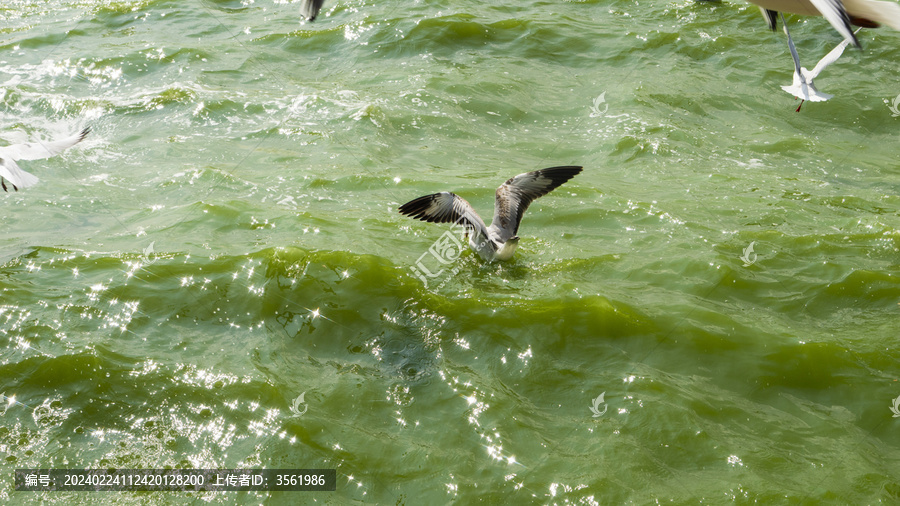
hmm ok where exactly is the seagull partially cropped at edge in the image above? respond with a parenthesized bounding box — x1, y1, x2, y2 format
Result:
(781, 17, 862, 110)
(749, 0, 900, 48)
(300, 0, 326, 21)
(0, 127, 89, 192)
(398, 166, 583, 262)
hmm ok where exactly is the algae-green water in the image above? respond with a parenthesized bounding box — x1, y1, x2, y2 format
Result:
(2, 0, 900, 503)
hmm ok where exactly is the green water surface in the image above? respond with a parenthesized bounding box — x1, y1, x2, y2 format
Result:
(2, 0, 900, 503)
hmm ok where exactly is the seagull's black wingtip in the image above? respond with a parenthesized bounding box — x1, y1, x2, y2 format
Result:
(398, 194, 434, 217)
(537, 165, 584, 183)
(762, 9, 778, 31)
(398, 192, 462, 225)
(301, 0, 325, 22)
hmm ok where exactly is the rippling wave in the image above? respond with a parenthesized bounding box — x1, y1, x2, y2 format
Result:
(2, 0, 899, 503)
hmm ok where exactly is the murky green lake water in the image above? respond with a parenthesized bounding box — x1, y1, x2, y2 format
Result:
(2, 0, 899, 503)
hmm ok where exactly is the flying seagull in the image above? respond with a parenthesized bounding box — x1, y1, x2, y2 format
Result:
(0, 127, 89, 192)
(398, 166, 583, 262)
(749, 0, 900, 48)
(300, 0, 326, 21)
(781, 18, 861, 110)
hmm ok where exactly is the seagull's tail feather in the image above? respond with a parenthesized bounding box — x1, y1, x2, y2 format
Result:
(17, 170, 40, 188)
(0, 159, 40, 189)
(845, 0, 900, 30)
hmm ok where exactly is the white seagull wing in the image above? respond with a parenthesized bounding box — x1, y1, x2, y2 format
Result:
(489, 166, 583, 243)
(808, 37, 851, 79)
(808, 26, 860, 79)
(2, 127, 89, 161)
(398, 192, 490, 238)
(808, 0, 860, 46)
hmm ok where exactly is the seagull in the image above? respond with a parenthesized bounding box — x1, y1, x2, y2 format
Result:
(0, 127, 89, 192)
(398, 166, 583, 262)
(781, 18, 861, 110)
(300, 0, 326, 21)
(749, 0, 900, 48)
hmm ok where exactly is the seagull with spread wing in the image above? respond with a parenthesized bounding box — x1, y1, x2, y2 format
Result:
(300, 0, 326, 21)
(398, 166, 583, 262)
(781, 19, 861, 110)
(0, 127, 89, 192)
(750, 0, 900, 48)
(741, 1, 899, 109)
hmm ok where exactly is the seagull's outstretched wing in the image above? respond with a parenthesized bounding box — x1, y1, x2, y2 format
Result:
(807, 35, 853, 79)
(300, 0, 325, 21)
(782, 13, 804, 79)
(489, 166, 582, 242)
(399, 192, 490, 238)
(1, 127, 89, 161)
(809, 0, 860, 46)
